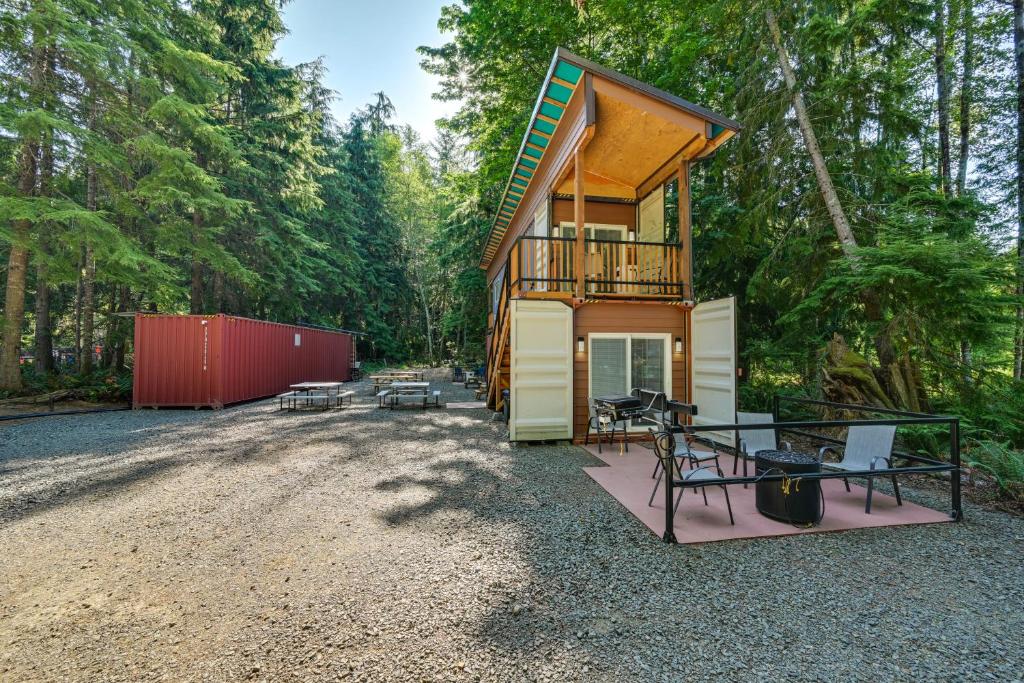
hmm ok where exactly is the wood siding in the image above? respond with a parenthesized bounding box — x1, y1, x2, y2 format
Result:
(572, 302, 689, 439)
(551, 198, 636, 232)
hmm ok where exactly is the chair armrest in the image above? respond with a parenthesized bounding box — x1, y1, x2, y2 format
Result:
(818, 445, 839, 462)
(869, 455, 893, 470)
(689, 435, 719, 453)
(680, 464, 718, 481)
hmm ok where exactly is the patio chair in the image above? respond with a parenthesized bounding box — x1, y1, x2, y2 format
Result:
(649, 430, 734, 524)
(734, 411, 792, 475)
(452, 366, 465, 383)
(648, 428, 724, 504)
(818, 424, 902, 514)
(585, 397, 628, 453)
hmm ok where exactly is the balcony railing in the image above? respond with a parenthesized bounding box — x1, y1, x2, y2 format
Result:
(510, 235, 689, 299)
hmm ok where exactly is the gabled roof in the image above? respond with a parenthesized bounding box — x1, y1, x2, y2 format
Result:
(480, 48, 741, 269)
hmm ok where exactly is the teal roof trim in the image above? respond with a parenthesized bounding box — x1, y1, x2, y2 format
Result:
(546, 82, 572, 104)
(554, 60, 583, 84)
(481, 52, 589, 266)
(533, 119, 556, 135)
(527, 133, 548, 148)
(540, 102, 563, 120)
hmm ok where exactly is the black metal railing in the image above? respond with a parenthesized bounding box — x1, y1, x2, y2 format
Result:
(652, 398, 961, 544)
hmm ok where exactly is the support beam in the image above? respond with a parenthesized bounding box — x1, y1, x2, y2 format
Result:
(678, 160, 692, 299)
(574, 145, 586, 297)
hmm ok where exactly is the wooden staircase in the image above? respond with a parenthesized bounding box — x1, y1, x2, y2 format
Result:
(486, 283, 511, 411)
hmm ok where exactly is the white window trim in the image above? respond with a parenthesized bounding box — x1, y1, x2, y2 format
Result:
(587, 332, 672, 432)
(556, 221, 627, 241)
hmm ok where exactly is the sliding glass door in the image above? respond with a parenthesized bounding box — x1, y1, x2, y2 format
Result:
(589, 334, 671, 430)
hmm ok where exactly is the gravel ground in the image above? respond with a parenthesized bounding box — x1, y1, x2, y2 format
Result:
(1, 368, 1022, 682)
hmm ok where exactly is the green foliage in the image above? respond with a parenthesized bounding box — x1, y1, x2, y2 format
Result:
(965, 439, 1024, 497)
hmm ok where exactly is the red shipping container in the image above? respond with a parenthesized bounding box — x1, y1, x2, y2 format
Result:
(132, 314, 354, 408)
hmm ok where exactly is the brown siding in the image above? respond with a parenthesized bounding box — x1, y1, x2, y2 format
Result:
(551, 198, 636, 232)
(572, 303, 688, 439)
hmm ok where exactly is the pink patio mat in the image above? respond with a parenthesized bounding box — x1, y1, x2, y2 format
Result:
(580, 444, 951, 544)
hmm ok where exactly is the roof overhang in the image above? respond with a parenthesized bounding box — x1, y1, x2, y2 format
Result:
(479, 48, 741, 270)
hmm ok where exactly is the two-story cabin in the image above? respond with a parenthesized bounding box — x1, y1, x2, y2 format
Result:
(484, 48, 740, 443)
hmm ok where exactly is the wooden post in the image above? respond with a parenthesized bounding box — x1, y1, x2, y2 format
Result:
(509, 242, 520, 298)
(574, 146, 586, 298)
(678, 160, 692, 300)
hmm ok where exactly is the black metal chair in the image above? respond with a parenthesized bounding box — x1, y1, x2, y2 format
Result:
(648, 429, 734, 525)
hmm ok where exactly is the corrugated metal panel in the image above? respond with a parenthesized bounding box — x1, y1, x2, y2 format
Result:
(133, 314, 353, 409)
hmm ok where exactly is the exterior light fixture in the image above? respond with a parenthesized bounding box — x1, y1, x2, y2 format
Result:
(675, 337, 683, 354)
(578, 336, 586, 354)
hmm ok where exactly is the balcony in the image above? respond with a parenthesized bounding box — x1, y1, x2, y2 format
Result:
(509, 235, 689, 300)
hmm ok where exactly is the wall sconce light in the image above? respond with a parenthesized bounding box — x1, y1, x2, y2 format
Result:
(577, 336, 586, 354)
(674, 337, 683, 354)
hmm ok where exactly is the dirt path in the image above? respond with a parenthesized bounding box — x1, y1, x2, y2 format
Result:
(1, 371, 1022, 681)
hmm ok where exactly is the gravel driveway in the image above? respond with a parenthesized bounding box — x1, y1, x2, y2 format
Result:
(1, 369, 1022, 682)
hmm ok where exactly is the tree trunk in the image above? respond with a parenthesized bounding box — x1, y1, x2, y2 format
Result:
(765, 9, 858, 258)
(957, 0, 975, 379)
(34, 127, 54, 373)
(80, 90, 99, 375)
(417, 278, 434, 362)
(766, 7, 917, 404)
(0, 25, 45, 391)
(0, 142, 37, 390)
(956, 0, 974, 196)
(212, 270, 224, 313)
(190, 210, 204, 314)
(935, 0, 952, 194)
(74, 245, 84, 364)
(1015, 0, 1024, 380)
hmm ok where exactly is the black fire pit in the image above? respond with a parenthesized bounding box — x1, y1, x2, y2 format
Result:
(754, 450, 822, 524)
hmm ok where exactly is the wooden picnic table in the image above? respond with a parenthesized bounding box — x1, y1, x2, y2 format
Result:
(386, 381, 438, 410)
(389, 381, 429, 392)
(369, 371, 424, 380)
(290, 381, 345, 392)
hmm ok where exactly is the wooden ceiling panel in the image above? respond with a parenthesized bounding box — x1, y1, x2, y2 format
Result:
(583, 92, 698, 188)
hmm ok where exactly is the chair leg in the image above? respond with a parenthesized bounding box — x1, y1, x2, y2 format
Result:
(844, 477, 851, 492)
(865, 477, 874, 514)
(648, 470, 663, 507)
(722, 485, 735, 525)
(701, 487, 708, 506)
(891, 475, 903, 506)
(673, 486, 685, 515)
(733, 450, 739, 475)
(623, 424, 629, 453)
(651, 459, 661, 479)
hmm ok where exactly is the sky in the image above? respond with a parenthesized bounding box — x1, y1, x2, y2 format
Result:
(274, 0, 459, 143)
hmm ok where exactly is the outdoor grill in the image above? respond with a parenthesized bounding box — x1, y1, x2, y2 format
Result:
(593, 395, 646, 422)
(754, 450, 822, 524)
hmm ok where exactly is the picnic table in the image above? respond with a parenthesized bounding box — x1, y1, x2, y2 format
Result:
(279, 381, 353, 410)
(387, 381, 440, 409)
(370, 372, 424, 392)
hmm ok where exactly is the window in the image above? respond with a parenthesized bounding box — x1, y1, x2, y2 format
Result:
(491, 265, 506, 316)
(589, 334, 671, 430)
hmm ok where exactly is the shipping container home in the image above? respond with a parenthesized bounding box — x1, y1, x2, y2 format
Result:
(133, 314, 354, 409)
(483, 48, 741, 442)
